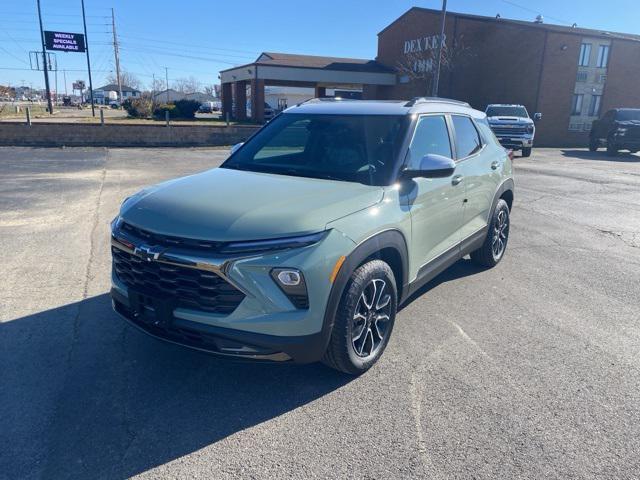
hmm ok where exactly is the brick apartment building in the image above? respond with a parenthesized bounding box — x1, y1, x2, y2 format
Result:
(367, 7, 640, 146)
(221, 7, 640, 146)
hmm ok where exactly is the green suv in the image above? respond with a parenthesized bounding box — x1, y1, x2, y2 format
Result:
(110, 98, 514, 374)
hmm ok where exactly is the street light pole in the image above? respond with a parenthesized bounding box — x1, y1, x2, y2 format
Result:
(432, 0, 447, 97)
(36, 0, 54, 114)
(81, 0, 95, 116)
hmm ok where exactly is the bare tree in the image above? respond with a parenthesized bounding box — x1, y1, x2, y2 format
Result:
(149, 77, 165, 94)
(396, 34, 472, 96)
(106, 70, 141, 90)
(172, 76, 201, 94)
(203, 85, 216, 97)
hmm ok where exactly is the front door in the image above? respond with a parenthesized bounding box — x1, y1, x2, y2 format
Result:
(401, 114, 465, 279)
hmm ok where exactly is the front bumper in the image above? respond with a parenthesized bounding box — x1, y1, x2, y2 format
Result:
(495, 135, 533, 149)
(110, 228, 355, 362)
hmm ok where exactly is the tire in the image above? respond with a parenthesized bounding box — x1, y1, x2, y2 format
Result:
(521, 147, 532, 157)
(322, 260, 397, 375)
(470, 199, 510, 268)
(606, 137, 619, 156)
(589, 137, 599, 152)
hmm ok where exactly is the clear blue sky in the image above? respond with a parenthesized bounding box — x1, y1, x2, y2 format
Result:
(1, 0, 637, 93)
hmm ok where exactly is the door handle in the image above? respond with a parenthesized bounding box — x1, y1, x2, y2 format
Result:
(452, 174, 463, 186)
(491, 161, 499, 170)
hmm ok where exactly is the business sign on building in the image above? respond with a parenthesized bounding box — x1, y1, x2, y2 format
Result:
(44, 31, 86, 52)
(72, 81, 85, 90)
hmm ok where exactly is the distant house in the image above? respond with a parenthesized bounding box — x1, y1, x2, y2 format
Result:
(93, 84, 141, 104)
(153, 89, 215, 103)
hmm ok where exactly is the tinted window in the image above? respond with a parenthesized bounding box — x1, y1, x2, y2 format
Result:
(452, 116, 482, 158)
(223, 113, 408, 185)
(406, 115, 452, 170)
(616, 109, 640, 121)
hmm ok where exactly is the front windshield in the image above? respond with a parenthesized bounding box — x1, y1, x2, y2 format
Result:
(617, 109, 640, 121)
(222, 113, 408, 186)
(486, 106, 528, 118)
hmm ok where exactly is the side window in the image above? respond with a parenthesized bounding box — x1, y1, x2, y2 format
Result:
(406, 115, 452, 170)
(452, 115, 482, 158)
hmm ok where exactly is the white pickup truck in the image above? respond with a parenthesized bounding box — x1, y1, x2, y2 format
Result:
(485, 104, 542, 157)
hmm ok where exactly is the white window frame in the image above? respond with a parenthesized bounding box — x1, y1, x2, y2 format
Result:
(578, 43, 592, 67)
(588, 95, 602, 117)
(571, 94, 584, 115)
(596, 45, 609, 68)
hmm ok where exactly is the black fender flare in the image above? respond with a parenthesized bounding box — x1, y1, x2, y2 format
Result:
(491, 177, 515, 214)
(316, 229, 409, 354)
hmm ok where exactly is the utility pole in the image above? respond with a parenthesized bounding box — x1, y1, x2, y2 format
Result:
(63, 69, 68, 95)
(36, 0, 53, 114)
(81, 0, 95, 116)
(432, 0, 447, 97)
(111, 8, 123, 104)
(165, 67, 169, 103)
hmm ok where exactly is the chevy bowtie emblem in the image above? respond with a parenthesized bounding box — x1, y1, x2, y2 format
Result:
(133, 244, 164, 262)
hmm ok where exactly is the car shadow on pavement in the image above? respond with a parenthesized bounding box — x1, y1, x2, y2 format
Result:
(560, 149, 640, 162)
(0, 293, 353, 479)
(399, 257, 489, 311)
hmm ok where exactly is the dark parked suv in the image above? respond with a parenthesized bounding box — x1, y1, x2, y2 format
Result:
(589, 108, 640, 155)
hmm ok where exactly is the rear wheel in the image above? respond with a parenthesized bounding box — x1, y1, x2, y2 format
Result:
(607, 136, 619, 156)
(471, 199, 510, 267)
(521, 147, 532, 157)
(589, 137, 599, 152)
(323, 260, 397, 375)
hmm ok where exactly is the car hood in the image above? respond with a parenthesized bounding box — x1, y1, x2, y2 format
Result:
(487, 116, 533, 125)
(120, 167, 384, 241)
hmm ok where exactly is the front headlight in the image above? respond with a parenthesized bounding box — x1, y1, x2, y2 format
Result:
(616, 127, 627, 136)
(526, 124, 534, 134)
(219, 231, 328, 254)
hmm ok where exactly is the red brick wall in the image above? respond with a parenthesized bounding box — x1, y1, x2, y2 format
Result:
(602, 39, 640, 111)
(534, 32, 585, 146)
(373, 8, 640, 147)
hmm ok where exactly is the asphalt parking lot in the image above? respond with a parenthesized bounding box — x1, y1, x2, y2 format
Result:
(1, 146, 639, 479)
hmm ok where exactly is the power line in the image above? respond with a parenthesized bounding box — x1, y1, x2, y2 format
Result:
(0, 45, 29, 65)
(117, 34, 259, 56)
(500, 0, 573, 25)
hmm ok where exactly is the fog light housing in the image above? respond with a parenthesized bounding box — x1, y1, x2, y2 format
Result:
(271, 268, 309, 309)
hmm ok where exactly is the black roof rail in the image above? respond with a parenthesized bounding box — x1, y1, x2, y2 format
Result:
(405, 97, 470, 107)
(295, 97, 359, 107)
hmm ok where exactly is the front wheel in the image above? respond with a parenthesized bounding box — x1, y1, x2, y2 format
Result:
(521, 147, 532, 157)
(470, 199, 510, 267)
(607, 137, 619, 156)
(323, 260, 397, 375)
(589, 137, 599, 152)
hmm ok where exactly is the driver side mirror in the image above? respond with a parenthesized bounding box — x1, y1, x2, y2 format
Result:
(230, 142, 244, 155)
(534, 112, 542, 121)
(403, 154, 456, 179)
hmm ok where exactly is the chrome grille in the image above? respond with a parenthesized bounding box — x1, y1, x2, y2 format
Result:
(492, 126, 528, 136)
(112, 246, 245, 314)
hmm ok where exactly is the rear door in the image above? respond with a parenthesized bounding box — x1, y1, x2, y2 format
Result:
(402, 114, 465, 273)
(451, 115, 503, 241)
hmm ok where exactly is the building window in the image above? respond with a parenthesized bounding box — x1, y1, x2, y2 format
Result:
(569, 122, 583, 132)
(578, 43, 592, 66)
(571, 94, 584, 115)
(596, 45, 609, 68)
(576, 71, 588, 82)
(588, 95, 602, 117)
(598, 74, 608, 83)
